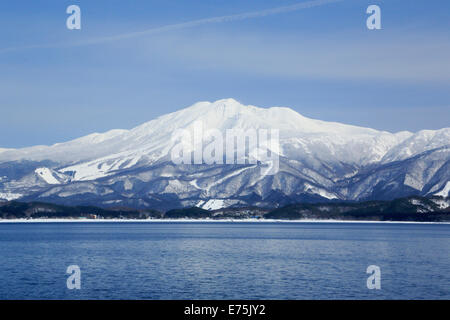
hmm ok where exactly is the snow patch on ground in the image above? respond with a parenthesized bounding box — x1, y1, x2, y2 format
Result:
(123, 179, 133, 191)
(201, 199, 226, 210)
(435, 181, 450, 197)
(304, 183, 338, 200)
(35, 168, 61, 185)
(431, 198, 450, 210)
(196, 199, 241, 210)
(189, 179, 202, 190)
(61, 162, 110, 181)
(404, 174, 423, 191)
(410, 199, 434, 213)
(0, 192, 23, 201)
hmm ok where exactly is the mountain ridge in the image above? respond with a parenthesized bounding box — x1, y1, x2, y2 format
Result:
(0, 98, 449, 210)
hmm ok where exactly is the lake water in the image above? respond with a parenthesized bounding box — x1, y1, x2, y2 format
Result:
(0, 221, 448, 300)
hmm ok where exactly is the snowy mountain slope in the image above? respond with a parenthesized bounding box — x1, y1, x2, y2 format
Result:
(0, 99, 411, 167)
(0, 98, 448, 209)
(340, 146, 450, 200)
(434, 181, 450, 198)
(34, 167, 70, 185)
(0, 129, 129, 164)
(381, 128, 450, 163)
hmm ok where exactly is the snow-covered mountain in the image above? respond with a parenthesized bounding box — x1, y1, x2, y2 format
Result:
(0, 98, 448, 210)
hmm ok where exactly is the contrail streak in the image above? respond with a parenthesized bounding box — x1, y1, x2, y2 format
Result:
(0, 0, 344, 53)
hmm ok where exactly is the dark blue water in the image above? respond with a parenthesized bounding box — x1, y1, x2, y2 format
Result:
(0, 222, 449, 300)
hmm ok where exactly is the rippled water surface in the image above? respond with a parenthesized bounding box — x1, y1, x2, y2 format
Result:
(0, 222, 449, 299)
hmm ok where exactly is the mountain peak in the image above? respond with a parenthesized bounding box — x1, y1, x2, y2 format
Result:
(187, 98, 258, 115)
(211, 97, 241, 106)
(0, 98, 449, 208)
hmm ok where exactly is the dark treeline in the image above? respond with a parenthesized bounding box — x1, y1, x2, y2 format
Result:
(0, 196, 449, 222)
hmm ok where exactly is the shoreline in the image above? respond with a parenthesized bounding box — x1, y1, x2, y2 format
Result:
(0, 218, 449, 224)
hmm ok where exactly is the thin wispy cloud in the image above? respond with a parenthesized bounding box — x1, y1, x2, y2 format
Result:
(0, 0, 343, 53)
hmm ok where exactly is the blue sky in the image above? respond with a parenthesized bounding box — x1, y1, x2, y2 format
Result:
(0, 0, 449, 148)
